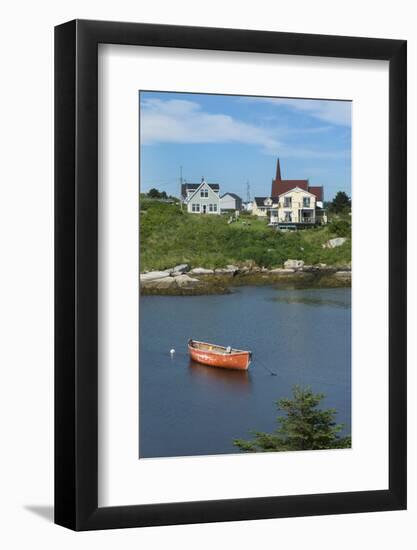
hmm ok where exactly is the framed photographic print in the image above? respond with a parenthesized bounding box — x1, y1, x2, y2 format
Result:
(55, 20, 406, 530)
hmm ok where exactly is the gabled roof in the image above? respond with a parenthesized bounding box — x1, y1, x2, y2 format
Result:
(220, 192, 242, 201)
(254, 197, 279, 207)
(181, 182, 220, 198)
(278, 187, 316, 198)
(184, 181, 220, 203)
(308, 186, 324, 202)
(271, 158, 324, 203)
(272, 179, 309, 196)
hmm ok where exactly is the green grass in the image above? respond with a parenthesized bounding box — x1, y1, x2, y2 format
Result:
(140, 199, 351, 271)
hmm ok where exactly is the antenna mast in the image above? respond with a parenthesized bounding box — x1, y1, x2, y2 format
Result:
(246, 181, 251, 203)
(179, 165, 183, 210)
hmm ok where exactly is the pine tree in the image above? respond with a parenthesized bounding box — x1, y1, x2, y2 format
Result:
(234, 386, 351, 452)
(331, 191, 351, 213)
(148, 188, 161, 198)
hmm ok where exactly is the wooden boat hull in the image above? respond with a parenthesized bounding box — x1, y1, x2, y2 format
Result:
(188, 340, 252, 371)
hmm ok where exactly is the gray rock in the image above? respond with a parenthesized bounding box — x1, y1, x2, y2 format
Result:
(173, 263, 190, 274)
(189, 267, 215, 275)
(140, 270, 171, 282)
(335, 270, 352, 278)
(314, 263, 334, 272)
(215, 265, 239, 275)
(153, 277, 178, 289)
(141, 276, 177, 289)
(269, 268, 295, 274)
(284, 259, 305, 270)
(322, 237, 347, 249)
(175, 274, 200, 288)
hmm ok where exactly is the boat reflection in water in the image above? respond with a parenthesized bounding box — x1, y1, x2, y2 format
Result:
(188, 359, 251, 393)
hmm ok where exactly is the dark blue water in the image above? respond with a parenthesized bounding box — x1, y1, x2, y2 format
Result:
(139, 286, 351, 458)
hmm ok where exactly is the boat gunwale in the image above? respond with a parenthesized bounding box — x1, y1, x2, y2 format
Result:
(188, 339, 251, 357)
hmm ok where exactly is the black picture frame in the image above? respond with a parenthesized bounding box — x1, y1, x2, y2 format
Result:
(55, 19, 407, 531)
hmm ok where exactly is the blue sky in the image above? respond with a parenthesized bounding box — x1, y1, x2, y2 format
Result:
(139, 91, 351, 201)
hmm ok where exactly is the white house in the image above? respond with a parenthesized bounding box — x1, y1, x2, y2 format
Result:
(252, 197, 279, 219)
(220, 192, 242, 212)
(276, 187, 317, 224)
(252, 188, 327, 226)
(181, 178, 221, 215)
(242, 201, 253, 212)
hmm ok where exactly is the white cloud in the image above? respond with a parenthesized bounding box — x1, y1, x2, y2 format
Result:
(140, 98, 281, 152)
(255, 97, 351, 126)
(140, 98, 348, 158)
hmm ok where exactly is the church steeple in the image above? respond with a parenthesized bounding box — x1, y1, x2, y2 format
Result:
(275, 158, 282, 181)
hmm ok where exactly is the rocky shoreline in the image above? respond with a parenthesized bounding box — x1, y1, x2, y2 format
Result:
(140, 260, 351, 296)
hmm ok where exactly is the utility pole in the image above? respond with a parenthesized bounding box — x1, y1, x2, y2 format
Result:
(179, 165, 183, 210)
(246, 181, 251, 203)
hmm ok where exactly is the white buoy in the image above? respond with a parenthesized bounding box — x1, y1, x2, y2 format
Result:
(170, 348, 175, 355)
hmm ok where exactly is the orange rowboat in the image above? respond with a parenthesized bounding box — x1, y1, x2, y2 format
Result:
(188, 339, 252, 371)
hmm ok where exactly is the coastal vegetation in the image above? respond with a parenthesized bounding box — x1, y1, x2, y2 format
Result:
(325, 191, 351, 214)
(140, 198, 351, 272)
(234, 385, 351, 452)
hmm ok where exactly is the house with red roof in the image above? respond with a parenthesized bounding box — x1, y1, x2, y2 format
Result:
(252, 159, 326, 227)
(271, 158, 324, 206)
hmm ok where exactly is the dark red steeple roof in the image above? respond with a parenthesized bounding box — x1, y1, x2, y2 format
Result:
(271, 158, 323, 202)
(275, 158, 282, 181)
(271, 179, 309, 196)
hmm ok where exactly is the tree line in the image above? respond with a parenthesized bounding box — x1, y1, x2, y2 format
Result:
(144, 188, 178, 201)
(325, 191, 351, 214)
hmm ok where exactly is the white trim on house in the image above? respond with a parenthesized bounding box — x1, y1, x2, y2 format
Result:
(185, 180, 220, 215)
(278, 186, 316, 199)
(276, 187, 317, 224)
(185, 180, 217, 204)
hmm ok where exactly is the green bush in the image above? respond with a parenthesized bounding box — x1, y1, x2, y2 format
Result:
(328, 219, 351, 238)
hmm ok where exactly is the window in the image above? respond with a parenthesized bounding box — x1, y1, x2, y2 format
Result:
(284, 196, 292, 208)
(303, 197, 311, 208)
(213, 204, 217, 212)
(209, 204, 213, 212)
(284, 212, 292, 222)
(192, 203, 200, 212)
(200, 188, 208, 198)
